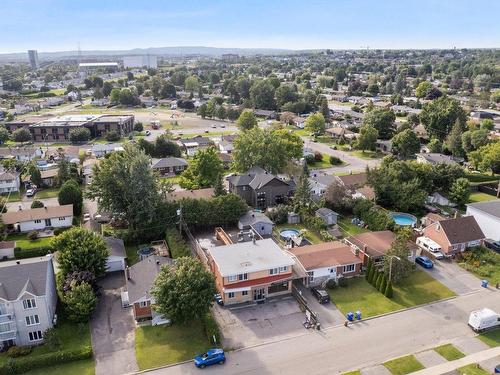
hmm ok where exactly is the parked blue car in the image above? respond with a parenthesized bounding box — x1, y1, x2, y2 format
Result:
(415, 256, 434, 269)
(194, 348, 225, 368)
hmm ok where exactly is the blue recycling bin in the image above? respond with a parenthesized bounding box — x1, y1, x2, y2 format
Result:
(347, 312, 354, 321)
(355, 311, 362, 320)
(481, 279, 489, 288)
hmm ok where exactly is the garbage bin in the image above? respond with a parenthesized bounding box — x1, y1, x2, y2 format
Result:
(481, 279, 489, 288)
(494, 364, 500, 373)
(355, 311, 362, 320)
(347, 312, 354, 321)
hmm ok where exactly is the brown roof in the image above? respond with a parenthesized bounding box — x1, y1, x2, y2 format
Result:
(345, 230, 395, 258)
(169, 188, 214, 201)
(1, 205, 73, 225)
(438, 216, 485, 245)
(337, 173, 367, 188)
(424, 213, 446, 224)
(40, 168, 58, 179)
(0, 241, 15, 249)
(356, 186, 375, 200)
(289, 241, 361, 270)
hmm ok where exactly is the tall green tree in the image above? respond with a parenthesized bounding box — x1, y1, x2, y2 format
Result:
(293, 171, 312, 212)
(420, 97, 467, 141)
(449, 177, 470, 206)
(152, 257, 216, 324)
(52, 227, 109, 278)
(179, 147, 224, 190)
(250, 79, 276, 109)
(63, 282, 98, 323)
(305, 113, 326, 135)
(12, 128, 32, 143)
(382, 229, 414, 284)
(363, 108, 396, 140)
(236, 109, 257, 130)
(356, 125, 378, 152)
(468, 142, 500, 175)
(58, 179, 83, 216)
(391, 129, 420, 158)
(57, 158, 71, 186)
(446, 120, 465, 157)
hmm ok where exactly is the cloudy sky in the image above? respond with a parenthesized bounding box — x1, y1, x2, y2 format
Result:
(2, 0, 499, 53)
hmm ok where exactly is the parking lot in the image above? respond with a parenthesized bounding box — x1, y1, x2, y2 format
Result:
(212, 295, 306, 348)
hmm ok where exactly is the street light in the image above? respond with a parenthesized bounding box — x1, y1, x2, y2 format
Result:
(388, 255, 401, 282)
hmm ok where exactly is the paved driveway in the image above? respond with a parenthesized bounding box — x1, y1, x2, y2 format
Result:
(91, 272, 138, 375)
(295, 283, 345, 328)
(422, 259, 482, 295)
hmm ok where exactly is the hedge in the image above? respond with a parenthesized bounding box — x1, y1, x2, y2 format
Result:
(14, 247, 52, 259)
(201, 313, 221, 346)
(0, 346, 93, 375)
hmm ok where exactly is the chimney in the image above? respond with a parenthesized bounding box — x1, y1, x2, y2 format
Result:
(125, 266, 131, 280)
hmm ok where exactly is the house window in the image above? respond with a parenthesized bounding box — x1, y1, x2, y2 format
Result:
(139, 301, 149, 308)
(34, 219, 42, 224)
(58, 217, 66, 220)
(228, 292, 235, 299)
(329, 268, 335, 274)
(25, 315, 40, 326)
(242, 291, 248, 296)
(343, 264, 355, 273)
(228, 275, 237, 282)
(279, 266, 288, 273)
(28, 331, 43, 342)
(238, 273, 248, 281)
(308, 271, 314, 282)
(269, 268, 279, 275)
(23, 299, 37, 310)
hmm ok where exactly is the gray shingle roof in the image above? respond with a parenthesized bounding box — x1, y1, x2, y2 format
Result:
(126, 256, 173, 304)
(104, 237, 126, 258)
(238, 211, 274, 227)
(0, 256, 51, 300)
(467, 200, 500, 219)
(439, 216, 485, 244)
(316, 207, 338, 217)
(152, 157, 188, 169)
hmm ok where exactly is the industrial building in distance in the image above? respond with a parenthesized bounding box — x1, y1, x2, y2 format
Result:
(5, 114, 135, 142)
(123, 55, 157, 68)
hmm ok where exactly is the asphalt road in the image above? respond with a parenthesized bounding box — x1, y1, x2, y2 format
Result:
(144, 288, 500, 375)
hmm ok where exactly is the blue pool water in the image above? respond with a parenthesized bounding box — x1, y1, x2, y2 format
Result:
(391, 213, 417, 227)
(280, 229, 300, 240)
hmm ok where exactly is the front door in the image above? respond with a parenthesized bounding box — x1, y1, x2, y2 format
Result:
(253, 288, 265, 302)
(45, 218, 51, 227)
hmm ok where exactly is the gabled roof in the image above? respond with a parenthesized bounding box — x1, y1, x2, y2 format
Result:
(336, 173, 367, 188)
(0, 256, 52, 301)
(289, 241, 361, 270)
(152, 157, 188, 169)
(126, 256, 173, 304)
(416, 153, 459, 165)
(1, 205, 73, 225)
(435, 216, 485, 245)
(345, 230, 395, 258)
(104, 237, 126, 258)
(228, 167, 290, 190)
(316, 207, 338, 217)
(238, 211, 274, 227)
(0, 172, 19, 181)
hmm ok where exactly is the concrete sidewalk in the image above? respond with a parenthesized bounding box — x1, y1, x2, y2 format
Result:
(412, 346, 500, 375)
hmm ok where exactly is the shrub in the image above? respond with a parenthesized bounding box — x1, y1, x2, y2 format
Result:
(266, 204, 290, 225)
(385, 280, 394, 298)
(338, 277, 348, 287)
(14, 247, 51, 259)
(27, 231, 39, 241)
(105, 130, 120, 142)
(379, 274, 387, 293)
(133, 122, 144, 132)
(165, 228, 191, 259)
(365, 259, 373, 281)
(314, 151, 323, 161)
(201, 312, 221, 345)
(305, 154, 316, 164)
(320, 230, 335, 242)
(7, 346, 32, 358)
(375, 272, 383, 289)
(53, 228, 64, 236)
(325, 278, 337, 289)
(30, 200, 44, 209)
(370, 269, 379, 286)
(329, 155, 342, 165)
(42, 327, 61, 349)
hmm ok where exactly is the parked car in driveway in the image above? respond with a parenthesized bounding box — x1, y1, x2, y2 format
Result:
(484, 239, 500, 253)
(26, 188, 35, 197)
(415, 256, 434, 269)
(214, 293, 223, 306)
(311, 288, 330, 304)
(194, 348, 225, 368)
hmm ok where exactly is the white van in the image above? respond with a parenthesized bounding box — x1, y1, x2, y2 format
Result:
(416, 236, 445, 259)
(468, 308, 500, 332)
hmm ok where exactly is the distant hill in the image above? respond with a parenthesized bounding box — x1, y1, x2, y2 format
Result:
(0, 46, 297, 62)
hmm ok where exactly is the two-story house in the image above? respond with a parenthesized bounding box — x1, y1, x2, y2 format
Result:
(1, 205, 74, 233)
(227, 167, 295, 209)
(422, 216, 485, 256)
(0, 255, 57, 349)
(0, 172, 21, 194)
(208, 238, 295, 305)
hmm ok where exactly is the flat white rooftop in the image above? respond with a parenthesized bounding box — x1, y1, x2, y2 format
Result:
(208, 238, 294, 277)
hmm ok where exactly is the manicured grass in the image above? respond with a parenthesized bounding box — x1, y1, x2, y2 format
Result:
(274, 223, 323, 245)
(6, 233, 53, 249)
(166, 228, 191, 258)
(35, 187, 60, 199)
(24, 358, 95, 375)
(383, 355, 424, 375)
(468, 192, 498, 203)
(125, 244, 140, 266)
(307, 153, 336, 169)
(350, 150, 385, 159)
(337, 216, 370, 236)
(135, 321, 210, 370)
(161, 175, 182, 185)
(341, 371, 361, 375)
(457, 364, 490, 375)
(478, 328, 500, 347)
(433, 343, 465, 361)
(1, 191, 21, 202)
(328, 271, 455, 318)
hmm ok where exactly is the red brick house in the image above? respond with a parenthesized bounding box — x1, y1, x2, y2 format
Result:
(422, 216, 485, 256)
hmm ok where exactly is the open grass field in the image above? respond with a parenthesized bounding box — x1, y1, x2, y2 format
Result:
(383, 355, 424, 375)
(328, 271, 455, 318)
(135, 321, 210, 370)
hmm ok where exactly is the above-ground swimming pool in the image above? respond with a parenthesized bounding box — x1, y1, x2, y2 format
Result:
(391, 212, 418, 227)
(280, 228, 300, 241)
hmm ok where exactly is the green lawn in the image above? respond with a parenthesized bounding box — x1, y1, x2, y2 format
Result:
(307, 153, 336, 169)
(125, 244, 140, 266)
(1, 191, 21, 202)
(274, 223, 324, 245)
(478, 328, 500, 347)
(433, 343, 465, 361)
(35, 187, 60, 199)
(337, 216, 370, 236)
(457, 364, 490, 375)
(135, 321, 210, 370)
(328, 271, 455, 318)
(383, 355, 424, 375)
(350, 150, 385, 160)
(6, 233, 53, 249)
(161, 175, 182, 185)
(24, 358, 95, 375)
(468, 192, 498, 203)
(341, 371, 361, 375)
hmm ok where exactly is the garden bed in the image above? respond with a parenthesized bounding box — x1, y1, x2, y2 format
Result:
(457, 247, 500, 285)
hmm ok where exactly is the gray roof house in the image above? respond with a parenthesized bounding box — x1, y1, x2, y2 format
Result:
(466, 200, 500, 241)
(315, 207, 339, 226)
(151, 157, 188, 176)
(416, 153, 461, 166)
(238, 211, 275, 237)
(0, 256, 57, 348)
(104, 237, 127, 272)
(309, 173, 337, 197)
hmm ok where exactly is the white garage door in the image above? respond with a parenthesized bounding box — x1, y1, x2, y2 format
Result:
(107, 259, 124, 272)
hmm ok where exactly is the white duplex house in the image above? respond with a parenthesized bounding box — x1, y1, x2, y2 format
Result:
(0, 172, 21, 194)
(0, 255, 58, 349)
(1, 205, 74, 233)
